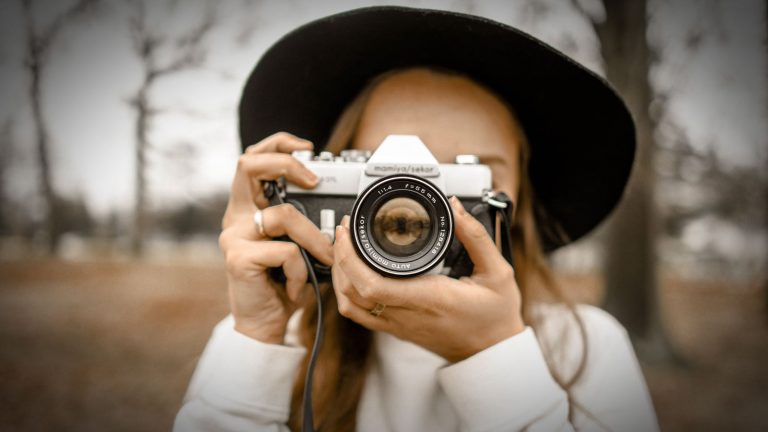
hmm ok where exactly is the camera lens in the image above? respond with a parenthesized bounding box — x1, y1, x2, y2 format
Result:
(350, 175, 453, 277)
(372, 197, 431, 256)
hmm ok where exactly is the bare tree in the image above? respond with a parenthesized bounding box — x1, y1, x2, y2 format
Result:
(574, 0, 681, 362)
(764, 0, 768, 325)
(20, 0, 98, 253)
(657, 122, 764, 237)
(0, 119, 13, 235)
(126, 0, 215, 256)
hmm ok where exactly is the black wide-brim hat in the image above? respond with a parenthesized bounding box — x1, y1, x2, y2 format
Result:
(239, 6, 635, 252)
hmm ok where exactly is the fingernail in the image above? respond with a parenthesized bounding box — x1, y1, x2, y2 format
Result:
(341, 215, 350, 228)
(450, 196, 466, 215)
(305, 170, 318, 184)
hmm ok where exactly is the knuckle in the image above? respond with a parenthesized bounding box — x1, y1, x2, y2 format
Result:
(218, 225, 248, 251)
(499, 265, 515, 281)
(365, 274, 379, 289)
(337, 298, 353, 318)
(276, 160, 290, 176)
(224, 250, 245, 274)
(247, 135, 276, 153)
(236, 153, 250, 170)
(221, 209, 235, 230)
(355, 282, 371, 299)
(275, 203, 298, 219)
(286, 243, 301, 259)
(356, 277, 378, 299)
(218, 230, 231, 251)
(272, 131, 292, 141)
(337, 281, 355, 297)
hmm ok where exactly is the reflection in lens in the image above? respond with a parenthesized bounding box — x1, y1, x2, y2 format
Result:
(372, 197, 432, 257)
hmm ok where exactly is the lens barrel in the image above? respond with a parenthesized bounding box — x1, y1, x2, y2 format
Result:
(350, 175, 453, 277)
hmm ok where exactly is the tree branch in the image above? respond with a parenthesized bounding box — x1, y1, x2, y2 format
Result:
(36, 0, 99, 55)
(129, 0, 216, 80)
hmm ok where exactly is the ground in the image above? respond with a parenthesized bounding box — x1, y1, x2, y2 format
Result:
(0, 259, 766, 431)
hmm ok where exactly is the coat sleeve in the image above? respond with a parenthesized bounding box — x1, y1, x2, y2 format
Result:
(174, 315, 306, 432)
(437, 305, 659, 432)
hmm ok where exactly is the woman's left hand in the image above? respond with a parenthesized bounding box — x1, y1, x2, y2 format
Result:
(332, 196, 525, 363)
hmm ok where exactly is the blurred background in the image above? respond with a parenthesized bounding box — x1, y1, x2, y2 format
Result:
(0, 0, 766, 431)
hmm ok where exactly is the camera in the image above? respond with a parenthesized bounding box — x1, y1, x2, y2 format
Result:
(268, 135, 503, 278)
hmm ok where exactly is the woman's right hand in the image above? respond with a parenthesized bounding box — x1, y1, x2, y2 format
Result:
(218, 132, 334, 344)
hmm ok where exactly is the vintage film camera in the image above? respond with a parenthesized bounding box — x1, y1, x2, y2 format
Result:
(267, 135, 511, 279)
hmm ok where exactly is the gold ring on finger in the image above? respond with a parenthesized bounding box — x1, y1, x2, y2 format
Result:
(253, 208, 266, 237)
(369, 303, 387, 317)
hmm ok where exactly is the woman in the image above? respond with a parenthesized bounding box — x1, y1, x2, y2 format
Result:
(175, 7, 659, 432)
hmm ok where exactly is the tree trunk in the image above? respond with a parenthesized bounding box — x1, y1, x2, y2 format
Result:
(764, 0, 768, 325)
(126, 0, 215, 256)
(595, 0, 680, 362)
(28, 55, 59, 253)
(20, 0, 99, 252)
(131, 85, 149, 256)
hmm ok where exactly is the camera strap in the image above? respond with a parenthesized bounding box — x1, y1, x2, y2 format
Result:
(485, 190, 515, 268)
(446, 191, 515, 279)
(264, 181, 323, 432)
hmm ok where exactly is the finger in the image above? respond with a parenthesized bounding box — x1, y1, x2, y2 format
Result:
(243, 153, 318, 211)
(332, 239, 436, 322)
(227, 165, 260, 216)
(262, 204, 334, 265)
(242, 152, 319, 189)
(334, 223, 395, 304)
(229, 152, 319, 215)
(285, 280, 308, 305)
(334, 285, 390, 332)
(219, 207, 268, 244)
(227, 132, 314, 223)
(244, 131, 313, 155)
(219, 224, 255, 251)
(226, 239, 308, 302)
(334, 224, 433, 308)
(331, 252, 378, 311)
(450, 196, 507, 273)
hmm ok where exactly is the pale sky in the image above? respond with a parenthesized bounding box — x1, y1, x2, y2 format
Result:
(0, 0, 765, 222)
(649, 0, 768, 166)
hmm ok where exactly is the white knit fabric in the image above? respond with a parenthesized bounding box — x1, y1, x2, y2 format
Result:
(175, 303, 659, 432)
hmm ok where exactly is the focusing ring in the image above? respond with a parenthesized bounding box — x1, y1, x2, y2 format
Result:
(350, 175, 454, 277)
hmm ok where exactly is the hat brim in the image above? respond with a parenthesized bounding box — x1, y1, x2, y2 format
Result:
(239, 6, 635, 251)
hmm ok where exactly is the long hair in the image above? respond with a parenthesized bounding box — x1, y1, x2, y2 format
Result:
(287, 68, 589, 431)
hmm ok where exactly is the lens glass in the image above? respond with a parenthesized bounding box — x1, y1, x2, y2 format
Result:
(371, 197, 432, 256)
(350, 174, 454, 277)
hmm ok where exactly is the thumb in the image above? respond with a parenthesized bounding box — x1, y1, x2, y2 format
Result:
(450, 196, 507, 274)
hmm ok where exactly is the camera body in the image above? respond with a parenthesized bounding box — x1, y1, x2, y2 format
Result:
(270, 135, 496, 278)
